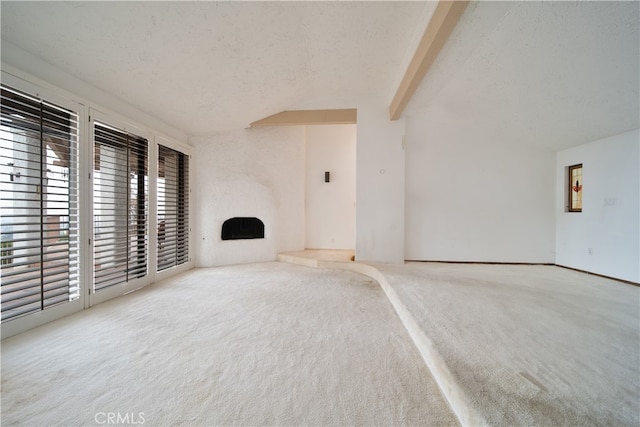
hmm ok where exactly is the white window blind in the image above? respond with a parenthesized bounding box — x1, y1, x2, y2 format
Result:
(157, 145, 189, 271)
(0, 85, 79, 321)
(93, 122, 148, 291)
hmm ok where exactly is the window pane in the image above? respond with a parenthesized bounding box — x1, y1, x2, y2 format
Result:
(0, 86, 79, 321)
(157, 145, 189, 271)
(569, 164, 582, 212)
(93, 123, 148, 291)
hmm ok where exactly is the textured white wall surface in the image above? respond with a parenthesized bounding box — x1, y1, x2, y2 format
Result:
(1, 0, 638, 279)
(404, 116, 556, 263)
(305, 125, 356, 250)
(0, 44, 187, 143)
(356, 105, 405, 263)
(191, 127, 305, 267)
(556, 129, 640, 282)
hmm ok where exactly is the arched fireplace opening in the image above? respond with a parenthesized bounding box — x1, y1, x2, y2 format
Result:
(221, 217, 264, 240)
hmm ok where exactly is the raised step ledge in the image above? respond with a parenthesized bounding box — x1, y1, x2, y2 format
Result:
(277, 251, 480, 426)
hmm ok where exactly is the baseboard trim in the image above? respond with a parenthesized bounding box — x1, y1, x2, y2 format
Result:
(406, 260, 554, 266)
(405, 259, 639, 287)
(555, 264, 640, 287)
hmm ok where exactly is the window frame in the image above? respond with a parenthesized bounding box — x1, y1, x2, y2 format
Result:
(157, 144, 190, 272)
(0, 84, 81, 321)
(568, 163, 583, 213)
(154, 136, 192, 282)
(88, 110, 154, 306)
(0, 73, 86, 337)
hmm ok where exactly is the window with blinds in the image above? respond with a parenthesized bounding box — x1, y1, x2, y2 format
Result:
(0, 86, 79, 321)
(93, 122, 148, 291)
(157, 145, 189, 271)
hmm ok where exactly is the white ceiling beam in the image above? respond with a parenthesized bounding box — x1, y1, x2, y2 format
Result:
(389, 0, 470, 121)
(250, 109, 357, 127)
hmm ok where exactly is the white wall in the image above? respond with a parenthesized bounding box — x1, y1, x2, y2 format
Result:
(404, 116, 556, 263)
(305, 125, 356, 249)
(1, 41, 187, 142)
(355, 105, 406, 263)
(191, 127, 306, 267)
(556, 129, 640, 283)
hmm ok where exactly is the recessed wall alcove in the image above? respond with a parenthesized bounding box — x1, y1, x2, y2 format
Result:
(221, 217, 265, 240)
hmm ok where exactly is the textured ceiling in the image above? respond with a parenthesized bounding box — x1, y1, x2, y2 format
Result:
(0, 1, 425, 135)
(404, 1, 640, 150)
(1, 1, 639, 149)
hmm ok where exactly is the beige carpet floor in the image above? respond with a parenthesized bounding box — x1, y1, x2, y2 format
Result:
(1, 263, 458, 426)
(376, 262, 640, 426)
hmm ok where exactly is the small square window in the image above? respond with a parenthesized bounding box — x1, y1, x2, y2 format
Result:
(568, 164, 582, 212)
